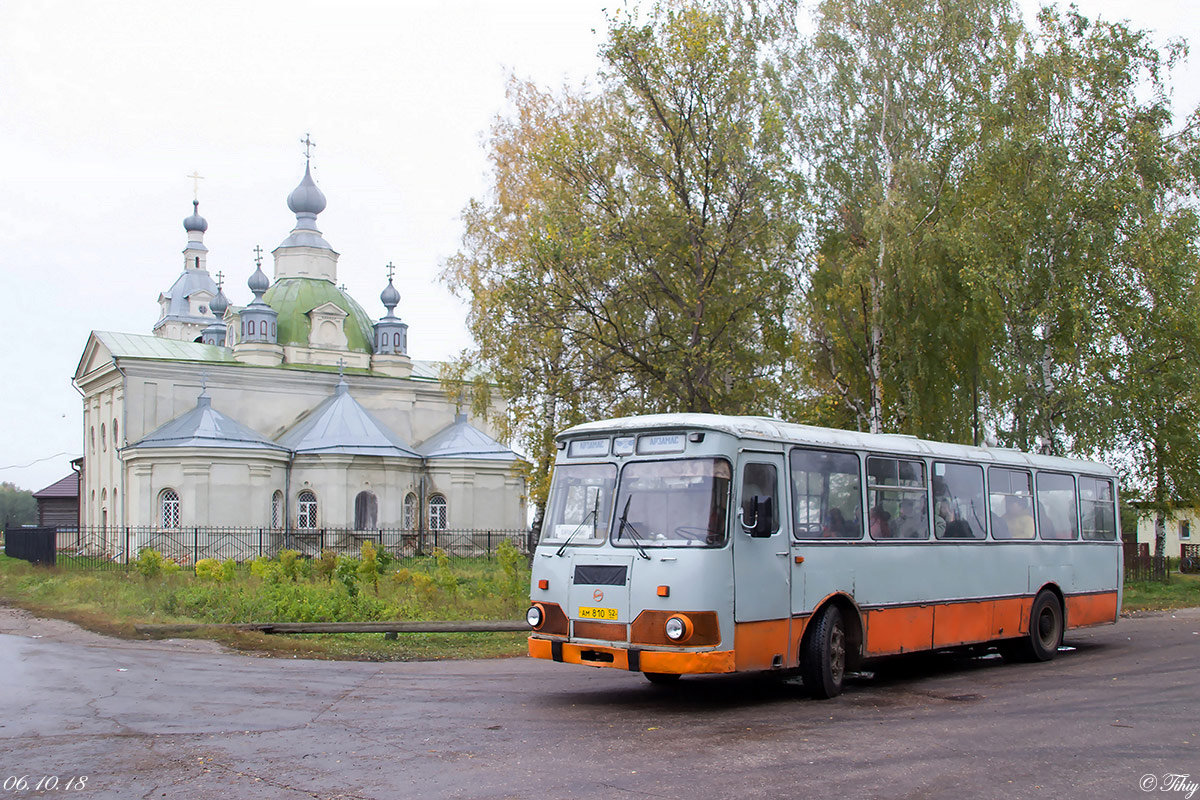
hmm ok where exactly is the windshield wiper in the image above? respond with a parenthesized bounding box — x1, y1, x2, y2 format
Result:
(616, 495, 651, 560)
(555, 493, 601, 557)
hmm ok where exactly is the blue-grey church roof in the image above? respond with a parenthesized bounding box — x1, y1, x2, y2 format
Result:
(155, 269, 220, 331)
(128, 392, 288, 452)
(419, 414, 520, 461)
(278, 379, 420, 458)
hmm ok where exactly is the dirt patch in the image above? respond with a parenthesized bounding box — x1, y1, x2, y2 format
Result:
(0, 604, 231, 655)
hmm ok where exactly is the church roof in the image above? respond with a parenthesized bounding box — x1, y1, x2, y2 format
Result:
(154, 269, 220, 330)
(419, 414, 520, 461)
(263, 277, 375, 354)
(90, 331, 237, 364)
(128, 392, 289, 452)
(278, 379, 420, 458)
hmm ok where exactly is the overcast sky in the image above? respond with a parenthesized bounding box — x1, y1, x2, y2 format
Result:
(1, 0, 1197, 494)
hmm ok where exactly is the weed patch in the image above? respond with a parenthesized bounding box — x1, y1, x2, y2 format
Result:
(0, 551, 531, 660)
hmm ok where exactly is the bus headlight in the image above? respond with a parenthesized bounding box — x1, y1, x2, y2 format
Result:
(527, 605, 544, 629)
(665, 615, 693, 643)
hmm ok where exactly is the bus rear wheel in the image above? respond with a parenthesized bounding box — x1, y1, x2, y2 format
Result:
(1004, 590, 1063, 662)
(801, 604, 846, 699)
(643, 672, 681, 685)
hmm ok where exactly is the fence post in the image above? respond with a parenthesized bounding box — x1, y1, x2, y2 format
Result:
(125, 527, 130, 565)
(193, 527, 199, 566)
(258, 528, 263, 560)
(488, 529, 493, 558)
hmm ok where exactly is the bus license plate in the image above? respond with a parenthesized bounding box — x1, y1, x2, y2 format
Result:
(578, 606, 618, 621)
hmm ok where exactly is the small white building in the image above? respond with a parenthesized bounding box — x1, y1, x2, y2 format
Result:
(1135, 508, 1196, 558)
(73, 158, 526, 549)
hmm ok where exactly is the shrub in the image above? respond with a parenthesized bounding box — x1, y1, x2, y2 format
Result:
(278, 549, 302, 582)
(334, 555, 360, 598)
(314, 550, 338, 582)
(495, 538, 527, 601)
(250, 556, 283, 584)
(194, 558, 225, 583)
(432, 547, 458, 594)
(221, 559, 238, 582)
(358, 541, 381, 594)
(134, 548, 180, 579)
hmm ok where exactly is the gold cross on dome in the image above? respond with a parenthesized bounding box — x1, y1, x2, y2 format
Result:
(386, 261, 395, 281)
(253, 245, 263, 268)
(301, 133, 316, 161)
(214, 271, 224, 289)
(188, 171, 204, 201)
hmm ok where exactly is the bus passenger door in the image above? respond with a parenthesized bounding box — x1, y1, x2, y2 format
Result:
(733, 453, 791, 625)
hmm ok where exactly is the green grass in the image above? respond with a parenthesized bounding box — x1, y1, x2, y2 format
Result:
(0, 547, 532, 661)
(1122, 571, 1200, 612)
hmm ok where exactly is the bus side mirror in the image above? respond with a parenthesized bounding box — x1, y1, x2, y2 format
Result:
(741, 495, 774, 538)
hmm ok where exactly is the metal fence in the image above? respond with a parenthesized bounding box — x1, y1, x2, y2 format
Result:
(32, 526, 533, 570)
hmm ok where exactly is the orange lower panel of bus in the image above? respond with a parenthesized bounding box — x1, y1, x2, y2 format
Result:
(530, 590, 1119, 674)
(862, 591, 1119, 656)
(528, 637, 736, 674)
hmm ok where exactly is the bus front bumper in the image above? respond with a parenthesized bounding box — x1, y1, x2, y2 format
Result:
(528, 636, 736, 675)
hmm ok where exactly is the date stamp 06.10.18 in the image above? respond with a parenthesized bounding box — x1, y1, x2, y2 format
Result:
(3, 777, 88, 792)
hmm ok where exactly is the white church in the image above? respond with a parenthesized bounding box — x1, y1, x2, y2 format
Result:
(73, 156, 527, 545)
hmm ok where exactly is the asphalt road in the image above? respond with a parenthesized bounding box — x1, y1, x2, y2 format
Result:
(0, 607, 1196, 800)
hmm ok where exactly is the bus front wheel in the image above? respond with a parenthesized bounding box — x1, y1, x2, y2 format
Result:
(801, 604, 846, 699)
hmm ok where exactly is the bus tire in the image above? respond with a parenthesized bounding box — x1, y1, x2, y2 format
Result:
(801, 604, 846, 699)
(1005, 590, 1063, 662)
(643, 672, 681, 685)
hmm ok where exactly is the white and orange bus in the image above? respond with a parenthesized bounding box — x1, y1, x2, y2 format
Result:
(526, 414, 1121, 697)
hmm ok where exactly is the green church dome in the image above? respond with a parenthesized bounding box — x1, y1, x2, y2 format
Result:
(264, 277, 375, 354)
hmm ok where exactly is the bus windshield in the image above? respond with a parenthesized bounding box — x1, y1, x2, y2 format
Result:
(541, 464, 617, 545)
(612, 458, 731, 548)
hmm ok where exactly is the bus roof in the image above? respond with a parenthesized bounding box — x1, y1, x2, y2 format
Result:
(559, 413, 1116, 477)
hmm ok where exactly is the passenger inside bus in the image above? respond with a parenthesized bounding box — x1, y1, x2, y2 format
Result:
(894, 499, 927, 538)
(869, 506, 891, 538)
(822, 508, 848, 537)
(1005, 495, 1036, 539)
(934, 499, 952, 537)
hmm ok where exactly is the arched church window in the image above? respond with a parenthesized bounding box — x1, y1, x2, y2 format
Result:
(100, 423, 107, 451)
(297, 491, 318, 529)
(403, 493, 417, 530)
(271, 322, 276, 337)
(112, 419, 118, 447)
(160, 489, 180, 529)
(248, 319, 256, 336)
(90, 426, 95, 452)
(354, 491, 378, 530)
(428, 495, 447, 531)
(393, 332, 401, 349)
(271, 491, 283, 530)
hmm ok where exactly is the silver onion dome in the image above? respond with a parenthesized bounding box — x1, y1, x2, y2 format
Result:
(248, 263, 270, 296)
(381, 277, 400, 312)
(209, 285, 229, 317)
(183, 200, 208, 233)
(286, 162, 327, 218)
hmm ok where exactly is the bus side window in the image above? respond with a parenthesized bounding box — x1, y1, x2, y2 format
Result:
(1037, 472, 1078, 540)
(867, 457, 928, 540)
(932, 462, 986, 540)
(741, 463, 778, 535)
(1080, 477, 1116, 541)
(790, 448, 862, 539)
(989, 468, 1035, 539)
